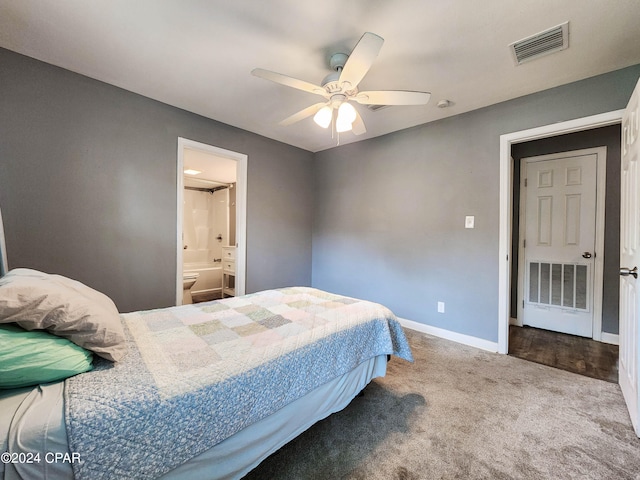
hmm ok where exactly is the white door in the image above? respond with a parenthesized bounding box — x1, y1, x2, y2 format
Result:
(520, 150, 601, 337)
(619, 78, 640, 437)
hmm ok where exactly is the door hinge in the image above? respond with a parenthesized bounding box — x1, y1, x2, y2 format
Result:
(523, 239, 526, 248)
(524, 178, 528, 187)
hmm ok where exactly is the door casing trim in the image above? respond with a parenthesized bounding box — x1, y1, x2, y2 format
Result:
(498, 110, 624, 354)
(176, 137, 247, 305)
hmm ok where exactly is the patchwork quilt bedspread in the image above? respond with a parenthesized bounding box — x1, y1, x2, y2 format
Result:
(64, 287, 412, 480)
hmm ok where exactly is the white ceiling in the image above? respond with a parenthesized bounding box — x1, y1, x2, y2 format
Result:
(183, 149, 237, 186)
(1, 0, 640, 152)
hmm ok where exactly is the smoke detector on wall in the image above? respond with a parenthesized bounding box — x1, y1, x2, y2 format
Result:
(510, 22, 569, 65)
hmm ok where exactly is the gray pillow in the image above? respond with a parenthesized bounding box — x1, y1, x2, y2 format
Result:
(0, 269, 126, 362)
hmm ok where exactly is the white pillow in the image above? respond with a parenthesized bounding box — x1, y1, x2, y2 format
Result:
(0, 269, 127, 362)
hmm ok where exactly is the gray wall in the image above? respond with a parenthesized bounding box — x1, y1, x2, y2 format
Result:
(511, 125, 622, 334)
(312, 65, 640, 343)
(0, 48, 314, 312)
(2, 44, 638, 343)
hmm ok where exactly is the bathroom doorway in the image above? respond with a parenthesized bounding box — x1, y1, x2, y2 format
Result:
(176, 138, 247, 305)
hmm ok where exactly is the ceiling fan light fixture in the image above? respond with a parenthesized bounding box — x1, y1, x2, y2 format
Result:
(337, 102, 356, 124)
(336, 117, 352, 133)
(313, 105, 333, 128)
(335, 101, 356, 132)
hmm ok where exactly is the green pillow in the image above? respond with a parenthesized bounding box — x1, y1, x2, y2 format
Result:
(0, 324, 93, 389)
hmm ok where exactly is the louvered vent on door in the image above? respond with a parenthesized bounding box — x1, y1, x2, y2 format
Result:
(510, 22, 569, 65)
(528, 262, 588, 311)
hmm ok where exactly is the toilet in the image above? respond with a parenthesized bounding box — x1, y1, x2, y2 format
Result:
(182, 272, 199, 305)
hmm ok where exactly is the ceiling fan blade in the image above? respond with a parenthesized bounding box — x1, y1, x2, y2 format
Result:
(279, 102, 327, 126)
(354, 90, 431, 106)
(338, 32, 384, 90)
(251, 68, 328, 97)
(351, 109, 366, 135)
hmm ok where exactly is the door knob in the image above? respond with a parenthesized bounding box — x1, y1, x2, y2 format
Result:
(582, 252, 592, 259)
(620, 266, 638, 279)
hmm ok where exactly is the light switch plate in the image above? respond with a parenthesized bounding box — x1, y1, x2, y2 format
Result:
(465, 216, 475, 229)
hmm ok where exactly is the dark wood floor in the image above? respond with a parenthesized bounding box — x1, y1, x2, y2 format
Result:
(508, 325, 619, 383)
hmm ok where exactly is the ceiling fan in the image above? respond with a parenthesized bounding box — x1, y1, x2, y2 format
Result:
(252, 32, 430, 136)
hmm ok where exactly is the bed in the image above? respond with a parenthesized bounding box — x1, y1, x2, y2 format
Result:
(0, 224, 412, 479)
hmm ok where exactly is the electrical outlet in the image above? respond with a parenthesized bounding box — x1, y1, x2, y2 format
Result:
(437, 301, 445, 313)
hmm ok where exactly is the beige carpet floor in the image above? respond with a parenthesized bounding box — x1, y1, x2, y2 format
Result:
(244, 329, 640, 479)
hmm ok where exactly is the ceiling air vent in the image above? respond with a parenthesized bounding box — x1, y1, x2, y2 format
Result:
(510, 22, 569, 65)
(366, 104, 390, 112)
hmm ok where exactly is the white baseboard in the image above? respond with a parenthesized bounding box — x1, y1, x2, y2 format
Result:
(600, 332, 619, 345)
(398, 317, 499, 353)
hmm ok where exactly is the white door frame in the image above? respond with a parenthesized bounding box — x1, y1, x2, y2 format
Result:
(176, 137, 247, 305)
(498, 110, 624, 354)
(516, 147, 607, 339)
